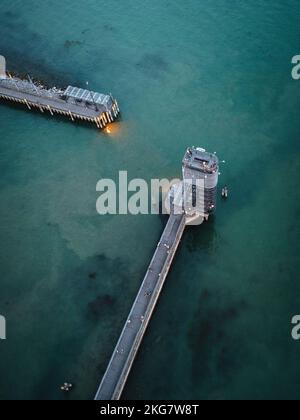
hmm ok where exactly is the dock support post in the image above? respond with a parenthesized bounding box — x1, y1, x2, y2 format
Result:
(69, 111, 74, 122)
(47, 105, 54, 116)
(106, 112, 111, 123)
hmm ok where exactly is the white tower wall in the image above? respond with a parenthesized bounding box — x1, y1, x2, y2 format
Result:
(0, 56, 6, 79)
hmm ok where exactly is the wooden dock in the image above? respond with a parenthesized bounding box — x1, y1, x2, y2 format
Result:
(0, 56, 119, 129)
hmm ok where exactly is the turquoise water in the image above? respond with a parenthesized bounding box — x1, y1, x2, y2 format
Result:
(0, 0, 300, 400)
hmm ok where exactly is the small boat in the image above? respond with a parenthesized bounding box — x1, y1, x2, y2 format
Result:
(222, 186, 228, 199)
(60, 382, 73, 392)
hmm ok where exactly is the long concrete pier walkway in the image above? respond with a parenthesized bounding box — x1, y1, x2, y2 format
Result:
(95, 212, 186, 400)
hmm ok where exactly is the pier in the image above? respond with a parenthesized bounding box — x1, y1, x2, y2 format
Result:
(0, 55, 119, 129)
(95, 147, 219, 400)
(95, 212, 186, 400)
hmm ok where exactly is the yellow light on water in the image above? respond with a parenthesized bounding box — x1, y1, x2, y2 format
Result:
(102, 122, 122, 137)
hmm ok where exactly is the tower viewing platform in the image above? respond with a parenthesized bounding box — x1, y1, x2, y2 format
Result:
(0, 55, 120, 129)
(95, 147, 219, 400)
